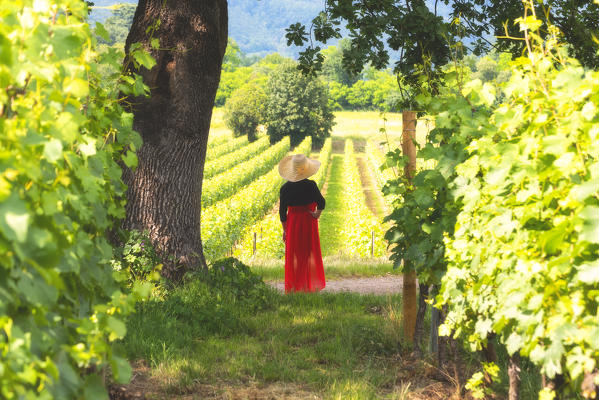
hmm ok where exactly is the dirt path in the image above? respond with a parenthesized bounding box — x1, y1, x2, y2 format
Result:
(356, 155, 389, 218)
(331, 138, 345, 154)
(269, 275, 403, 295)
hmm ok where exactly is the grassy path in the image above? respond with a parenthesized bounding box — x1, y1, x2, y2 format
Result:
(118, 280, 459, 399)
(319, 150, 346, 257)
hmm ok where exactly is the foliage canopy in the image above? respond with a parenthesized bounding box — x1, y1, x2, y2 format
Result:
(0, 0, 152, 396)
(264, 62, 334, 147)
(224, 81, 267, 141)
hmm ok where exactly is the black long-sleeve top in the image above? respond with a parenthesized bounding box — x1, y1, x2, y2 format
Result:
(279, 179, 326, 222)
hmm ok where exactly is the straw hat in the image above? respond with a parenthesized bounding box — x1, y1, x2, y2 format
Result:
(278, 154, 321, 182)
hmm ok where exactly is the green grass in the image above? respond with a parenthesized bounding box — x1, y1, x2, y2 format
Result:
(247, 256, 399, 281)
(119, 273, 408, 399)
(209, 107, 234, 139)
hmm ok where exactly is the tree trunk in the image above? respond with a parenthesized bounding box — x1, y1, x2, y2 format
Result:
(508, 353, 521, 400)
(122, 0, 228, 280)
(413, 283, 429, 356)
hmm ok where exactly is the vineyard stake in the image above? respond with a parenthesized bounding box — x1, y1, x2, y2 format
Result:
(402, 110, 418, 343)
(253, 232, 257, 256)
(371, 230, 374, 257)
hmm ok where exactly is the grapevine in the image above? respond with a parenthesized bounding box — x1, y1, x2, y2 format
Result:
(202, 136, 312, 260)
(201, 136, 290, 207)
(234, 137, 332, 261)
(0, 1, 151, 396)
(205, 134, 248, 162)
(340, 140, 387, 258)
(203, 135, 270, 179)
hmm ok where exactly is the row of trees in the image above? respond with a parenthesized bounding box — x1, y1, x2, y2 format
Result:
(216, 38, 403, 111)
(94, 7, 402, 112)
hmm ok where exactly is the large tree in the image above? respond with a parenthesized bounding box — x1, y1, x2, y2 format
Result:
(122, 0, 228, 280)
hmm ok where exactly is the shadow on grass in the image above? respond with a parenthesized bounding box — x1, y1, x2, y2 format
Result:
(118, 278, 406, 398)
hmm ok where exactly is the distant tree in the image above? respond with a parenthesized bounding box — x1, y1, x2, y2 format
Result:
(254, 52, 291, 72)
(472, 53, 512, 84)
(321, 38, 360, 86)
(224, 81, 267, 141)
(215, 38, 266, 106)
(215, 66, 254, 106)
(97, 3, 136, 45)
(222, 37, 244, 71)
(265, 62, 334, 147)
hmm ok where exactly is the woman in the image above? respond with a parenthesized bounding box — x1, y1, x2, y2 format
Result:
(278, 153, 326, 293)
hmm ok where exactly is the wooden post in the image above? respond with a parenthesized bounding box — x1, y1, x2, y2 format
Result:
(252, 232, 257, 256)
(508, 353, 521, 400)
(371, 230, 374, 257)
(402, 110, 418, 343)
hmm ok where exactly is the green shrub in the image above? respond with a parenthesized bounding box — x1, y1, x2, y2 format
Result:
(111, 230, 162, 285)
(265, 61, 334, 147)
(224, 81, 267, 141)
(0, 1, 153, 397)
(122, 258, 278, 358)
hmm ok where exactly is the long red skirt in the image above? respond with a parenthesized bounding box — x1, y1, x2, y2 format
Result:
(285, 202, 326, 293)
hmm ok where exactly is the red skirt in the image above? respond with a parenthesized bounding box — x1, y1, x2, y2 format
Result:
(285, 202, 326, 293)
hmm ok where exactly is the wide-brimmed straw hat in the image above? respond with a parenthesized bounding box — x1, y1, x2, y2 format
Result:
(278, 153, 321, 182)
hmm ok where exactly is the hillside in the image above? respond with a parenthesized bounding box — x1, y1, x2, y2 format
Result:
(89, 0, 332, 57)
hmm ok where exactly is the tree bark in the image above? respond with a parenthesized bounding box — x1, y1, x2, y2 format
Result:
(508, 353, 521, 400)
(122, 0, 228, 280)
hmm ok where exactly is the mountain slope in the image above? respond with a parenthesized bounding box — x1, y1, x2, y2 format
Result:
(90, 0, 329, 57)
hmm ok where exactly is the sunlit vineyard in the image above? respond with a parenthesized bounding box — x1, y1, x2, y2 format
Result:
(232, 138, 333, 261)
(203, 113, 401, 263)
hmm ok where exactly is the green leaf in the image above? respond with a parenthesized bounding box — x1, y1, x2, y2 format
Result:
(123, 151, 138, 169)
(64, 78, 89, 98)
(576, 260, 599, 284)
(94, 22, 110, 42)
(43, 139, 63, 163)
(506, 332, 523, 355)
(540, 227, 566, 255)
(580, 206, 599, 243)
(132, 48, 156, 70)
(554, 152, 575, 169)
(571, 178, 599, 202)
(110, 355, 132, 384)
(0, 193, 30, 243)
(0, 32, 12, 66)
(83, 374, 108, 400)
(78, 139, 97, 157)
(107, 316, 127, 340)
(15, 269, 58, 306)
